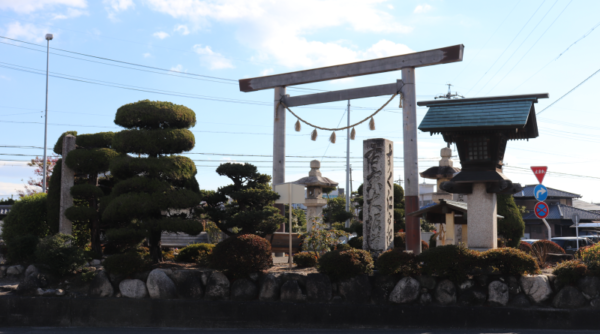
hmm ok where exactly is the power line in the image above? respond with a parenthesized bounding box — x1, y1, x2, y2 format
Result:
(537, 66, 600, 115)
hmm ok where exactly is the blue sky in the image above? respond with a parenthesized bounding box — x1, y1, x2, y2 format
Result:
(0, 0, 599, 203)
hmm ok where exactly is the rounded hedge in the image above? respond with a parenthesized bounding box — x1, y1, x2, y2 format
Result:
(111, 177, 171, 197)
(102, 190, 201, 223)
(70, 184, 105, 199)
(2, 193, 49, 262)
(348, 236, 363, 249)
(417, 244, 480, 283)
(210, 234, 273, 279)
(480, 247, 540, 276)
(115, 100, 196, 130)
(104, 227, 147, 253)
(293, 252, 318, 268)
(35, 234, 86, 276)
(519, 241, 533, 254)
(175, 243, 214, 265)
(112, 128, 195, 156)
(532, 240, 565, 254)
(103, 251, 149, 277)
(317, 249, 374, 281)
(110, 155, 197, 181)
(53, 131, 77, 155)
(375, 249, 420, 276)
(76, 132, 114, 149)
(65, 148, 119, 174)
(553, 260, 587, 285)
(64, 206, 97, 222)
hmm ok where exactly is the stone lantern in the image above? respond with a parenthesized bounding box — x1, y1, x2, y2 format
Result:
(417, 93, 548, 250)
(294, 160, 338, 231)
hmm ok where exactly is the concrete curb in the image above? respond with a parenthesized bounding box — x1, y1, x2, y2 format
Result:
(0, 296, 598, 329)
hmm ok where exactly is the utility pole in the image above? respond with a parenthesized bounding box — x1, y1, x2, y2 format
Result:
(42, 33, 53, 193)
(345, 100, 351, 228)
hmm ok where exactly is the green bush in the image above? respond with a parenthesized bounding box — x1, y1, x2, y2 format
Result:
(480, 247, 540, 276)
(375, 249, 420, 276)
(115, 100, 196, 130)
(210, 234, 273, 279)
(348, 221, 363, 237)
(175, 243, 215, 265)
(580, 243, 600, 274)
(35, 234, 86, 276)
(103, 251, 150, 277)
(348, 236, 363, 249)
(47, 160, 62, 234)
(81, 267, 97, 282)
(418, 244, 480, 283)
(429, 233, 437, 248)
(294, 251, 318, 268)
(109, 155, 197, 182)
(336, 243, 351, 251)
(532, 240, 565, 254)
(76, 132, 114, 149)
(317, 249, 374, 281)
(113, 128, 195, 156)
(497, 194, 525, 247)
(65, 148, 119, 174)
(553, 260, 587, 285)
(2, 193, 50, 262)
(519, 241, 533, 254)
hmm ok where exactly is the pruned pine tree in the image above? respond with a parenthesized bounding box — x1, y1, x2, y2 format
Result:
(102, 100, 203, 263)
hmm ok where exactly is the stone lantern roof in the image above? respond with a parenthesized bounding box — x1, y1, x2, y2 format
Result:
(420, 147, 461, 180)
(293, 160, 338, 187)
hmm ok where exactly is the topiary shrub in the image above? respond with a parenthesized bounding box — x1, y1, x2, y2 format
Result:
(348, 236, 363, 249)
(210, 234, 273, 279)
(336, 243, 351, 251)
(294, 251, 318, 268)
(580, 243, 600, 274)
(103, 251, 150, 277)
(533, 240, 565, 254)
(480, 247, 540, 276)
(553, 260, 587, 286)
(394, 232, 406, 249)
(317, 249, 374, 281)
(375, 249, 420, 276)
(175, 243, 215, 265)
(46, 159, 62, 234)
(497, 194, 526, 247)
(2, 193, 50, 263)
(519, 241, 533, 254)
(418, 244, 480, 283)
(34, 234, 86, 276)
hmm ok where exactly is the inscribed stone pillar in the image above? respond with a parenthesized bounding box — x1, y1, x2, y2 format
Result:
(467, 183, 497, 251)
(362, 138, 394, 255)
(445, 213, 455, 245)
(59, 135, 76, 235)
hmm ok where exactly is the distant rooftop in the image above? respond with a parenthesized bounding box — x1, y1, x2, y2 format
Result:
(514, 185, 581, 199)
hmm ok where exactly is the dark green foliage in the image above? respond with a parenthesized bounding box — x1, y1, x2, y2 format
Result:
(348, 221, 363, 237)
(113, 129, 195, 156)
(553, 260, 587, 285)
(115, 100, 196, 130)
(375, 249, 420, 276)
(103, 251, 150, 277)
(65, 206, 97, 222)
(519, 241, 533, 254)
(65, 148, 119, 174)
(76, 132, 114, 149)
(323, 197, 353, 225)
(70, 184, 105, 199)
(480, 248, 540, 276)
(35, 234, 86, 276)
(200, 163, 284, 237)
(394, 232, 406, 249)
(533, 240, 565, 254)
(111, 177, 171, 197)
(47, 159, 62, 234)
(497, 194, 525, 248)
(294, 251, 318, 268)
(210, 234, 273, 279)
(53, 131, 77, 154)
(110, 155, 197, 183)
(104, 227, 146, 254)
(2, 193, 49, 262)
(348, 236, 363, 249)
(337, 243, 351, 251)
(317, 249, 374, 281)
(0, 198, 15, 205)
(102, 190, 201, 223)
(418, 244, 481, 283)
(429, 233, 437, 248)
(175, 243, 214, 264)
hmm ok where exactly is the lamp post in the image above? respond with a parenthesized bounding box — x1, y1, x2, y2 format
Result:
(42, 33, 53, 193)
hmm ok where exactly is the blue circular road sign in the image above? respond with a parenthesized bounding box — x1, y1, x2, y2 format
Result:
(534, 184, 548, 202)
(535, 202, 550, 219)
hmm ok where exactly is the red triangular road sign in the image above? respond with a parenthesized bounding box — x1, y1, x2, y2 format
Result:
(531, 166, 548, 184)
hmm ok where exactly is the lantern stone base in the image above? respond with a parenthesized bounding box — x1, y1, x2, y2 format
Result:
(467, 183, 497, 251)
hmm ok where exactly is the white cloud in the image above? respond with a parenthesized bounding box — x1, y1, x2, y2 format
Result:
(388, 4, 394, 9)
(53, 7, 87, 19)
(260, 68, 273, 76)
(170, 64, 186, 72)
(360, 39, 413, 59)
(174, 24, 190, 35)
(103, 0, 134, 20)
(0, 0, 86, 14)
(193, 44, 234, 70)
(414, 4, 432, 13)
(0, 181, 26, 197)
(0, 75, 9, 80)
(143, 52, 151, 58)
(153, 31, 169, 39)
(4, 22, 50, 42)
(146, 0, 412, 69)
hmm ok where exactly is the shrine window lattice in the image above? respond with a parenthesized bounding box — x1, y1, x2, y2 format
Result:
(467, 137, 490, 161)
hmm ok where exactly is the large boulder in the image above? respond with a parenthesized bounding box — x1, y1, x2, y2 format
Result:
(507, 276, 521, 296)
(7, 265, 24, 276)
(89, 271, 114, 297)
(458, 287, 487, 306)
(459, 280, 474, 291)
(509, 293, 531, 307)
(520, 275, 552, 304)
(578, 276, 600, 300)
(147, 269, 177, 299)
(552, 286, 586, 309)
(338, 275, 371, 303)
(417, 276, 436, 291)
(488, 281, 509, 306)
(306, 274, 332, 302)
(119, 279, 148, 299)
(205, 272, 230, 300)
(168, 270, 204, 299)
(0, 266, 7, 278)
(258, 274, 281, 301)
(372, 275, 400, 303)
(389, 277, 420, 304)
(230, 278, 258, 301)
(280, 280, 305, 302)
(24, 265, 39, 278)
(278, 273, 307, 293)
(16, 271, 41, 295)
(435, 279, 456, 304)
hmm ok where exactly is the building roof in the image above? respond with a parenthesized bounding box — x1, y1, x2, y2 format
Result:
(573, 199, 600, 212)
(522, 204, 600, 221)
(514, 185, 581, 199)
(417, 94, 548, 138)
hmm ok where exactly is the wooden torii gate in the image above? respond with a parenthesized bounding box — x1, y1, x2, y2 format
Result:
(238, 44, 464, 254)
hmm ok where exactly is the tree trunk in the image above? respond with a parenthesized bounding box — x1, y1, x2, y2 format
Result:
(149, 229, 163, 263)
(89, 173, 102, 257)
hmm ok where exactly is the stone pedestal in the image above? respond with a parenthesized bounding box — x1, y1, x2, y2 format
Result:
(362, 138, 394, 255)
(444, 213, 455, 245)
(305, 198, 327, 231)
(59, 135, 76, 235)
(467, 183, 497, 251)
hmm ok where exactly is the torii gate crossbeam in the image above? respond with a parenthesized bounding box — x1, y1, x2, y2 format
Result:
(238, 44, 464, 254)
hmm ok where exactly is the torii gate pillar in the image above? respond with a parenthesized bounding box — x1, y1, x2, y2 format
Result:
(273, 86, 286, 186)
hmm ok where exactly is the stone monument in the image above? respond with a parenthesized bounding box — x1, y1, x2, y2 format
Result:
(293, 160, 338, 231)
(362, 138, 394, 255)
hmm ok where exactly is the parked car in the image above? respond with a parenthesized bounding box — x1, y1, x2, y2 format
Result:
(551, 237, 593, 254)
(580, 235, 600, 244)
(520, 239, 540, 245)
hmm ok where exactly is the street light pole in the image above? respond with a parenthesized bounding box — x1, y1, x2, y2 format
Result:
(42, 33, 53, 193)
